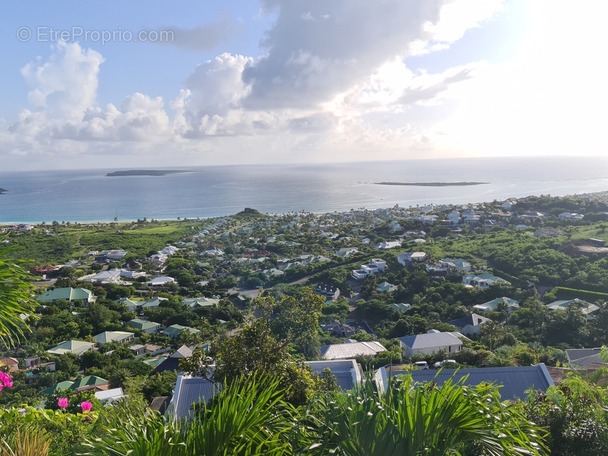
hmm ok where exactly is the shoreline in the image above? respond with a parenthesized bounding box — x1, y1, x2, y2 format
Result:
(375, 181, 488, 187)
(2, 190, 608, 227)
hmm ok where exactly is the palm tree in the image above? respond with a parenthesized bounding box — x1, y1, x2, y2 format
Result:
(305, 374, 547, 456)
(85, 374, 298, 455)
(0, 257, 36, 347)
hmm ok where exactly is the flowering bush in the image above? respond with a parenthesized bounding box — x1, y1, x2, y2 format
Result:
(0, 371, 13, 390)
(80, 401, 92, 413)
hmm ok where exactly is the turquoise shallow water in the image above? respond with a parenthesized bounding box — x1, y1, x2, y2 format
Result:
(1, 157, 608, 223)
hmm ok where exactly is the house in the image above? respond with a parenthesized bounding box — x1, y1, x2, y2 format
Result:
(448, 314, 492, 337)
(154, 345, 194, 372)
(80, 269, 123, 284)
(147, 276, 176, 286)
(183, 297, 220, 308)
(370, 258, 388, 271)
(129, 343, 165, 357)
(93, 331, 135, 345)
(375, 240, 402, 250)
(319, 341, 387, 360)
(375, 364, 554, 400)
(0, 357, 19, 372)
(462, 273, 510, 288)
(41, 380, 74, 395)
(377, 281, 398, 293)
(391, 303, 412, 313)
(140, 297, 168, 310)
(36, 287, 96, 304)
(127, 318, 161, 333)
(149, 396, 171, 414)
(351, 269, 369, 280)
(546, 298, 599, 319)
(116, 297, 139, 312)
(167, 374, 222, 421)
(558, 212, 584, 220)
(397, 252, 427, 266)
(336, 247, 359, 258)
(473, 297, 520, 313)
(305, 359, 362, 390)
(398, 332, 463, 358)
(47, 340, 96, 356)
(565, 348, 608, 369)
(95, 387, 126, 404)
(24, 356, 40, 369)
(31, 264, 62, 278)
(97, 249, 128, 261)
(439, 258, 471, 273)
(314, 284, 341, 301)
(162, 324, 202, 339)
(321, 321, 357, 338)
(69, 375, 109, 392)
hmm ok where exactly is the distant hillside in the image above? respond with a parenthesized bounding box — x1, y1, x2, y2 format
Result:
(0, 187, 6, 194)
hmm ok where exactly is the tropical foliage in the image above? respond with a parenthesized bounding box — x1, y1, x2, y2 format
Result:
(81, 373, 548, 456)
(0, 256, 36, 347)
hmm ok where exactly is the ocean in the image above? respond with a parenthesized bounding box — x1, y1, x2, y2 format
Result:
(1, 156, 608, 224)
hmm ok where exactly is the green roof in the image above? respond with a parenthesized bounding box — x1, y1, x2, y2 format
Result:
(127, 319, 161, 331)
(69, 375, 108, 391)
(41, 380, 74, 395)
(93, 331, 134, 344)
(47, 340, 95, 356)
(162, 324, 201, 338)
(142, 356, 168, 368)
(36, 287, 95, 303)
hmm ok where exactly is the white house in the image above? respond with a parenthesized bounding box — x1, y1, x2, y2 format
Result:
(398, 332, 463, 358)
(462, 273, 510, 288)
(147, 276, 176, 286)
(473, 297, 520, 313)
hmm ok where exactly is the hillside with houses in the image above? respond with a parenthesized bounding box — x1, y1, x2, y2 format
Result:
(2, 194, 608, 452)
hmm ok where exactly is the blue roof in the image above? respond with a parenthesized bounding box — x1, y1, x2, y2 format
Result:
(171, 376, 221, 420)
(404, 364, 554, 401)
(306, 360, 361, 390)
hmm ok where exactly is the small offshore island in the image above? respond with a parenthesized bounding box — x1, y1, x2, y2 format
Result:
(376, 181, 488, 186)
(0, 187, 7, 194)
(106, 169, 187, 177)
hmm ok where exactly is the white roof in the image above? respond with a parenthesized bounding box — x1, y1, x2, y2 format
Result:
(319, 341, 387, 360)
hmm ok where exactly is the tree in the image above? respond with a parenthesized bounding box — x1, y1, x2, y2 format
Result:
(0, 257, 37, 347)
(268, 288, 325, 358)
(212, 310, 318, 405)
(526, 375, 608, 455)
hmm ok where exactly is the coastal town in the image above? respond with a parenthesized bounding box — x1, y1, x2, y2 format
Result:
(2, 192, 608, 452)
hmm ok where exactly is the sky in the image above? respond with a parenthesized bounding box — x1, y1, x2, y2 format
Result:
(1, 0, 607, 171)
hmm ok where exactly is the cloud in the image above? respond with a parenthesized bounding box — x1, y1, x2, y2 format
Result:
(160, 18, 241, 51)
(20, 41, 103, 121)
(2, 1, 511, 170)
(242, 0, 446, 110)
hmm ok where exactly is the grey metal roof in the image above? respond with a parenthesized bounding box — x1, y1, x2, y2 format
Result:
(305, 360, 361, 390)
(403, 364, 554, 401)
(172, 376, 221, 420)
(566, 348, 607, 368)
(398, 332, 462, 350)
(319, 341, 386, 360)
(448, 313, 491, 329)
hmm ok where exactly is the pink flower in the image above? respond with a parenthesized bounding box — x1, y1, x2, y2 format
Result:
(0, 372, 13, 389)
(80, 401, 93, 412)
(57, 397, 69, 409)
